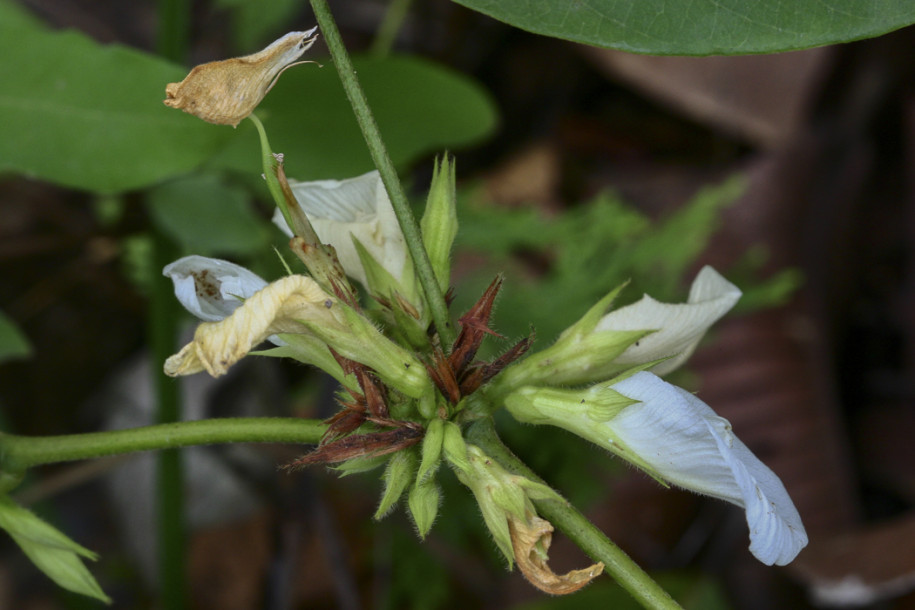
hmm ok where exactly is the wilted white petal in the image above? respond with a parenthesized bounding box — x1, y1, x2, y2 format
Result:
(611, 372, 808, 565)
(273, 170, 408, 289)
(164, 256, 268, 322)
(164, 275, 335, 377)
(595, 266, 741, 375)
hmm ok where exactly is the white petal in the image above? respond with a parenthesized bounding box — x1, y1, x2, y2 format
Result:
(596, 266, 741, 375)
(288, 171, 407, 287)
(163, 256, 268, 322)
(271, 208, 294, 238)
(610, 372, 808, 565)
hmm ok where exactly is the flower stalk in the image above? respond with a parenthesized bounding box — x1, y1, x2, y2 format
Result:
(309, 0, 456, 347)
(0, 418, 326, 473)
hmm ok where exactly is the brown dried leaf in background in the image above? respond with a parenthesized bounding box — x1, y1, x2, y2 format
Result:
(164, 28, 318, 127)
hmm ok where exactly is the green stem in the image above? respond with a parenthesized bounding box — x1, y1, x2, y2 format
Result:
(155, 2, 190, 605)
(466, 419, 683, 610)
(370, 0, 415, 56)
(0, 418, 327, 473)
(149, 224, 185, 610)
(309, 0, 456, 348)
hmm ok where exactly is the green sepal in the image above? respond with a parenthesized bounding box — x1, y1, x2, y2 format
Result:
(332, 454, 390, 476)
(416, 418, 444, 484)
(420, 155, 457, 293)
(375, 450, 417, 520)
(503, 383, 669, 485)
(407, 478, 440, 538)
(254, 333, 358, 391)
(0, 496, 110, 603)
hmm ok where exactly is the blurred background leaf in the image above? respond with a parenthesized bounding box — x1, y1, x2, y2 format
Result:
(146, 174, 270, 256)
(452, 0, 915, 55)
(0, 1, 497, 192)
(0, 310, 31, 363)
(0, 6, 233, 193)
(209, 54, 499, 180)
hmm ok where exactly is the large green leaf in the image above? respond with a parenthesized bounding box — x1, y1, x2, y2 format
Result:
(147, 174, 270, 255)
(208, 55, 498, 180)
(452, 0, 915, 55)
(0, 7, 233, 193)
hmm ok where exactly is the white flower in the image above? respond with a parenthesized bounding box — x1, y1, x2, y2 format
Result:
(273, 170, 409, 291)
(505, 371, 808, 566)
(595, 266, 741, 375)
(495, 266, 741, 391)
(164, 255, 268, 322)
(163, 267, 432, 398)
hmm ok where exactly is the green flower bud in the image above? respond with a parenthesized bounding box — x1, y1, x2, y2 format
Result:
(421, 155, 457, 293)
(416, 418, 445, 484)
(375, 450, 417, 520)
(441, 421, 470, 475)
(0, 496, 110, 603)
(408, 478, 441, 538)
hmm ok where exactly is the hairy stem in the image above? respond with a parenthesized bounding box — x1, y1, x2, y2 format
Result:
(466, 418, 683, 610)
(0, 418, 327, 473)
(309, 0, 456, 348)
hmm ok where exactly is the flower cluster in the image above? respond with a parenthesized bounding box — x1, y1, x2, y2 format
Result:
(160, 28, 806, 591)
(164, 156, 807, 594)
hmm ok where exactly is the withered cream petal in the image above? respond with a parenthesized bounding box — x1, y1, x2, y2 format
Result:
(164, 28, 318, 126)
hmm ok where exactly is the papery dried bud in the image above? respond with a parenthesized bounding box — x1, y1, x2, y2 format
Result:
(164, 28, 318, 127)
(509, 514, 604, 596)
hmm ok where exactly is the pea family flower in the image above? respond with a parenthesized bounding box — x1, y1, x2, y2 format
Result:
(504, 371, 808, 566)
(273, 170, 417, 304)
(163, 259, 431, 399)
(163, 255, 268, 322)
(495, 266, 741, 391)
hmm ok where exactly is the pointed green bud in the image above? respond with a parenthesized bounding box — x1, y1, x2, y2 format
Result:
(421, 155, 458, 293)
(408, 478, 441, 538)
(416, 418, 445, 484)
(442, 421, 470, 475)
(0, 496, 110, 603)
(455, 445, 563, 567)
(375, 450, 417, 520)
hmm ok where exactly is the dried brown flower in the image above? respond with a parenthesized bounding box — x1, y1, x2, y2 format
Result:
(509, 514, 604, 595)
(164, 28, 318, 127)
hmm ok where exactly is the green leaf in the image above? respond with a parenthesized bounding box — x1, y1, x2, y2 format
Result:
(146, 174, 269, 255)
(0, 496, 110, 603)
(209, 55, 498, 179)
(214, 0, 302, 52)
(0, 310, 31, 363)
(0, 20, 233, 193)
(452, 0, 915, 55)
